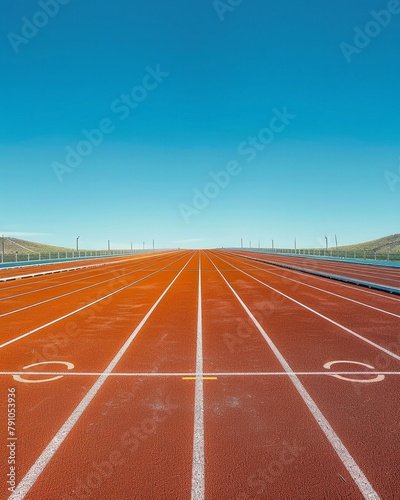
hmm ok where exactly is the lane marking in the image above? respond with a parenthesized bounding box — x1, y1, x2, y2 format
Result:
(0, 251, 176, 294)
(183, 377, 217, 381)
(0, 253, 171, 302)
(207, 252, 380, 500)
(228, 250, 400, 282)
(9, 253, 194, 500)
(213, 253, 400, 364)
(191, 252, 205, 500)
(0, 251, 175, 283)
(221, 252, 400, 318)
(12, 361, 75, 384)
(0, 371, 399, 377)
(220, 251, 400, 303)
(324, 360, 385, 383)
(0, 253, 183, 318)
(0, 256, 145, 283)
(0, 253, 191, 350)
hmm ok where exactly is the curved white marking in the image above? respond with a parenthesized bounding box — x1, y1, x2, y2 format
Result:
(13, 361, 75, 384)
(323, 360, 385, 383)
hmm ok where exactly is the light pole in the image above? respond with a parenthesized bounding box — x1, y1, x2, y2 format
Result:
(76, 236, 80, 252)
(271, 239, 274, 251)
(108, 240, 110, 253)
(324, 235, 328, 253)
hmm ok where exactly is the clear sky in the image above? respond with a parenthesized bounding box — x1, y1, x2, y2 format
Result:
(1, 0, 399, 250)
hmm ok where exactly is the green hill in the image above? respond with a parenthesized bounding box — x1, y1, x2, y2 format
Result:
(0, 237, 73, 255)
(334, 234, 400, 253)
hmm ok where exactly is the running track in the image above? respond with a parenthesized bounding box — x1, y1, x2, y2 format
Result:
(0, 250, 399, 499)
(231, 251, 400, 289)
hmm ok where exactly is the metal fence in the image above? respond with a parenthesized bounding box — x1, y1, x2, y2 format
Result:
(0, 249, 156, 265)
(238, 248, 400, 262)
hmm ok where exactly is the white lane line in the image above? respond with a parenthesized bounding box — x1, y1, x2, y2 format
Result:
(2, 371, 400, 377)
(0, 252, 175, 293)
(0, 256, 142, 283)
(0, 254, 178, 318)
(221, 251, 400, 303)
(191, 252, 205, 500)
(0, 253, 190, 350)
(221, 252, 400, 319)
(9, 253, 194, 500)
(0, 251, 175, 283)
(207, 253, 380, 500)
(0, 253, 170, 302)
(214, 253, 400, 364)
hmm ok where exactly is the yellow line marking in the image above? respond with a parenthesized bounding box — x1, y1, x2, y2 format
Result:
(182, 377, 218, 381)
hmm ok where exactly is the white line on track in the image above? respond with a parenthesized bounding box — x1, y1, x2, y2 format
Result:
(0, 254, 180, 318)
(2, 371, 400, 377)
(0, 252, 175, 293)
(224, 251, 400, 303)
(214, 253, 400, 363)
(191, 252, 205, 500)
(9, 253, 194, 500)
(221, 252, 400, 318)
(247, 253, 400, 281)
(0, 253, 171, 302)
(0, 253, 190, 350)
(0, 256, 141, 283)
(207, 252, 380, 500)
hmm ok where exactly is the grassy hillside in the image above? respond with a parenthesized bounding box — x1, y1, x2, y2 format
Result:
(333, 234, 400, 253)
(0, 237, 73, 255)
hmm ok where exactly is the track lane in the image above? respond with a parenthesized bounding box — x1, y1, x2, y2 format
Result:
(0, 253, 191, 347)
(0, 256, 132, 280)
(219, 250, 400, 316)
(1, 249, 398, 499)
(0, 252, 176, 301)
(231, 251, 400, 289)
(0, 252, 186, 314)
(1, 252, 196, 499)
(207, 250, 399, 498)
(0, 252, 175, 280)
(202, 252, 375, 499)
(213, 252, 400, 365)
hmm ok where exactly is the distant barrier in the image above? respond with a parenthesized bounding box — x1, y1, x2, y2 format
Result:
(235, 248, 400, 263)
(0, 249, 157, 265)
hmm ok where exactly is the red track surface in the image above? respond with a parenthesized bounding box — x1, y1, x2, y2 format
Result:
(0, 250, 399, 499)
(231, 250, 400, 289)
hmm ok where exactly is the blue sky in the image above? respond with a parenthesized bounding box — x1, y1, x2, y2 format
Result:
(1, 0, 399, 250)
